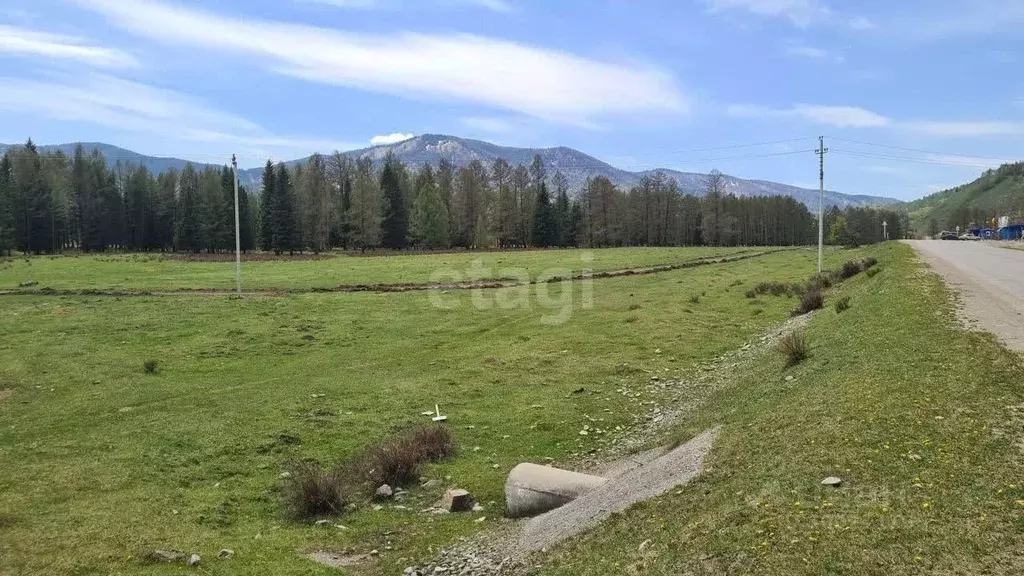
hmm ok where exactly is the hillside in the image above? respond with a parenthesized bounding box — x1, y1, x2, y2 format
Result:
(0, 142, 206, 176)
(906, 162, 1024, 232)
(3, 135, 899, 209)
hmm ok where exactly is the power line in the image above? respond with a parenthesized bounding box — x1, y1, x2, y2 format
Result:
(613, 149, 816, 169)
(830, 148, 999, 168)
(825, 136, 1017, 163)
(655, 136, 818, 156)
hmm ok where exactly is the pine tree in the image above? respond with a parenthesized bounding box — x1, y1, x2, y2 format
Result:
(273, 163, 299, 254)
(258, 161, 275, 251)
(532, 181, 556, 247)
(153, 170, 177, 251)
(175, 164, 202, 252)
(380, 153, 409, 249)
(11, 139, 54, 253)
(567, 200, 583, 247)
(410, 165, 449, 249)
(0, 153, 14, 255)
(238, 185, 255, 252)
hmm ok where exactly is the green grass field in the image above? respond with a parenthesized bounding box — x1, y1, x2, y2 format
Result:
(0, 247, 750, 291)
(4, 244, 1020, 576)
(541, 243, 1024, 575)
(0, 247, 833, 576)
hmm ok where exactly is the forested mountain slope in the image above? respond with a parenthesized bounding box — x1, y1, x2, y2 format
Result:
(906, 162, 1024, 233)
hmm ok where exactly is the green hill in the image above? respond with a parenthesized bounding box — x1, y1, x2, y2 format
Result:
(907, 162, 1024, 234)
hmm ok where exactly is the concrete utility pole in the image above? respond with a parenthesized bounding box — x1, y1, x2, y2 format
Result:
(883, 220, 888, 241)
(816, 136, 828, 273)
(232, 154, 242, 296)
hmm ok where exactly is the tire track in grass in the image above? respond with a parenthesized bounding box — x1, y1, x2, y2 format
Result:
(0, 249, 794, 298)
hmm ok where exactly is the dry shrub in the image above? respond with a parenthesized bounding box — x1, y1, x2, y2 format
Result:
(753, 281, 794, 297)
(689, 295, 700, 304)
(143, 359, 158, 374)
(793, 290, 824, 315)
(839, 259, 864, 279)
(362, 425, 457, 489)
(805, 273, 833, 293)
(282, 460, 348, 519)
(779, 330, 810, 367)
(863, 257, 879, 269)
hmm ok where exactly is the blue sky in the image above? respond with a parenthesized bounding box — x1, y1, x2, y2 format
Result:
(1, 0, 1022, 200)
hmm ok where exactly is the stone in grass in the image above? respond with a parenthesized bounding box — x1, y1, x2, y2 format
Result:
(821, 476, 843, 487)
(188, 554, 201, 567)
(375, 484, 394, 500)
(434, 489, 475, 512)
(148, 550, 187, 563)
(218, 549, 234, 559)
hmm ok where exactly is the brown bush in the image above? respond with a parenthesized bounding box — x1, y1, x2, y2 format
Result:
(779, 330, 810, 367)
(839, 259, 864, 279)
(793, 290, 824, 315)
(282, 460, 348, 519)
(362, 425, 457, 489)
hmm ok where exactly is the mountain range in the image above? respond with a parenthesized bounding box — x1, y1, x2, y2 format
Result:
(1, 135, 900, 209)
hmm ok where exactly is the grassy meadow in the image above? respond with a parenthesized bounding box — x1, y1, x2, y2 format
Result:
(0, 246, 751, 292)
(7, 243, 1020, 576)
(0, 246, 836, 576)
(541, 243, 1024, 576)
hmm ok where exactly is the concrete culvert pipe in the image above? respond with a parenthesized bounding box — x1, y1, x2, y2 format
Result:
(505, 463, 608, 518)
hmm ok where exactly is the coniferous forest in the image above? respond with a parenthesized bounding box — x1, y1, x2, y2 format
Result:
(0, 140, 906, 255)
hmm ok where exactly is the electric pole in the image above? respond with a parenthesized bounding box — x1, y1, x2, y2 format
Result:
(883, 220, 888, 241)
(816, 136, 828, 273)
(232, 154, 242, 296)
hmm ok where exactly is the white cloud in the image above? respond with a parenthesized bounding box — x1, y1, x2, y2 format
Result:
(848, 16, 875, 30)
(903, 121, 1023, 137)
(784, 44, 828, 58)
(370, 132, 415, 145)
(703, 0, 831, 27)
(300, 0, 379, 7)
(0, 73, 356, 161)
(727, 104, 891, 127)
(781, 41, 844, 63)
(0, 24, 138, 68)
(456, 0, 513, 12)
(73, 0, 686, 125)
(460, 116, 515, 133)
(299, 0, 512, 11)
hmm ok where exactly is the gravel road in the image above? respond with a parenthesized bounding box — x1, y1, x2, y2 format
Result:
(908, 240, 1024, 351)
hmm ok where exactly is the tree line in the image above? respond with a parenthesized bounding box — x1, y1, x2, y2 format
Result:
(0, 139, 903, 255)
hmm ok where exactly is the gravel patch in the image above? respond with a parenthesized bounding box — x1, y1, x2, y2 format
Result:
(518, 427, 717, 553)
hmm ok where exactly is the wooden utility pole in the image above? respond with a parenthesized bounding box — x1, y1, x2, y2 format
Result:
(232, 154, 242, 295)
(816, 136, 828, 273)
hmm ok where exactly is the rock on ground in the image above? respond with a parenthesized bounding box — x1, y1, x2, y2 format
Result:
(435, 489, 475, 512)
